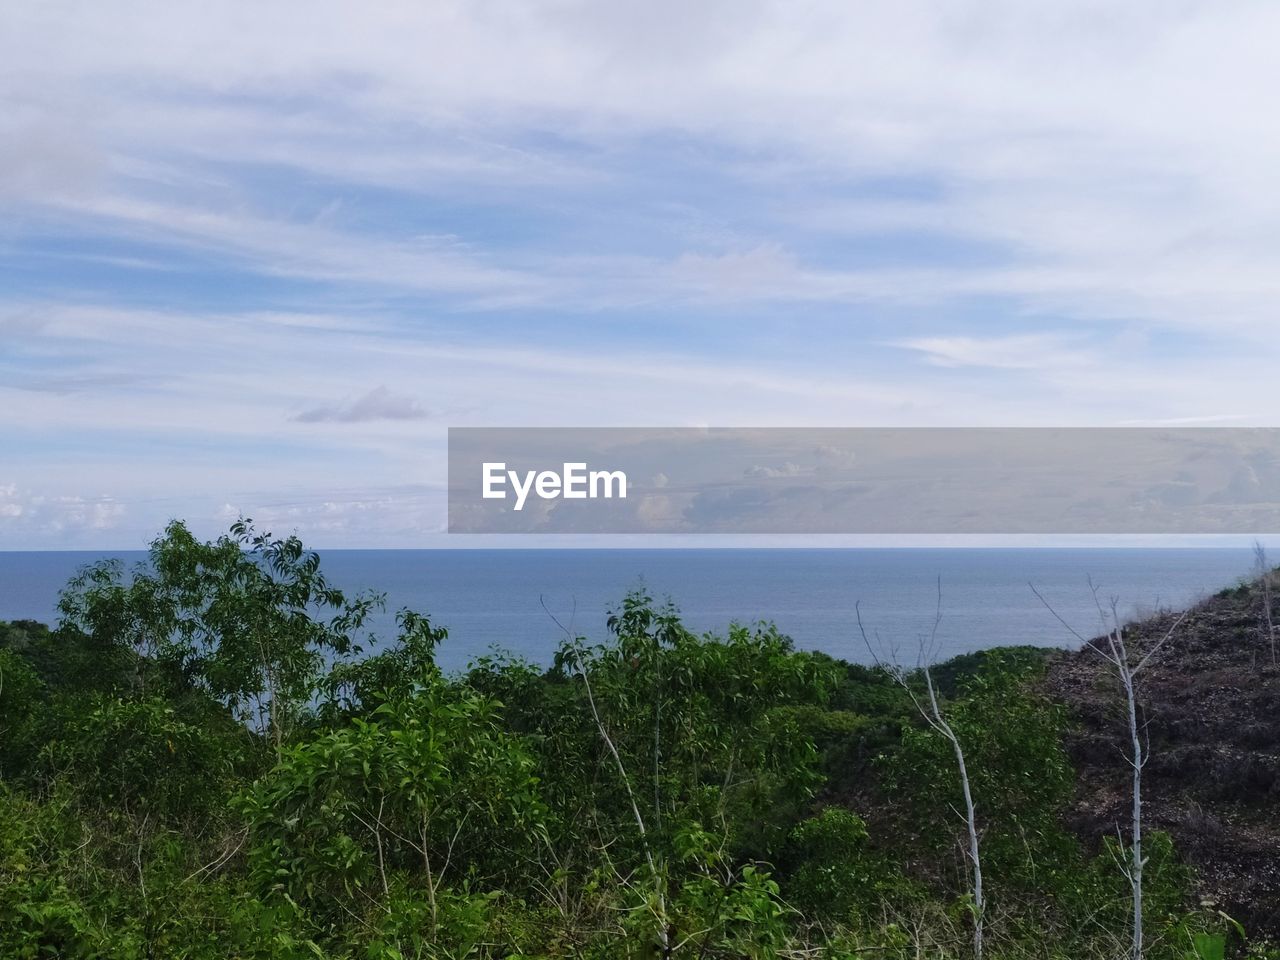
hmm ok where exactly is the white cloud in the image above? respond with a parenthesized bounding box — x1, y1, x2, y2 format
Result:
(0, 484, 24, 518)
(0, 485, 126, 536)
(745, 462, 805, 479)
(41, 193, 551, 305)
(888, 334, 1098, 371)
(5, 3, 1280, 545)
(3, 2, 1280, 331)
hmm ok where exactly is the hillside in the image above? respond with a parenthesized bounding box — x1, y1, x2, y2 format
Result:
(1044, 579, 1280, 936)
(3, 520, 1276, 958)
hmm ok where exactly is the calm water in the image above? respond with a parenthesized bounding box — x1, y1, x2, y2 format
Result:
(0, 549, 1257, 672)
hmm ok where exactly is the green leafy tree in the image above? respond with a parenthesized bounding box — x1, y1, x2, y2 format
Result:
(239, 672, 545, 944)
(41, 695, 247, 822)
(784, 807, 874, 923)
(0, 649, 45, 778)
(58, 519, 380, 747)
(881, 657, 1079, 931)
(484, 592, 839, 955)
(581, 593, 839, 858)
(0, 522, 1259, 959)
(318, 608, 448, 721)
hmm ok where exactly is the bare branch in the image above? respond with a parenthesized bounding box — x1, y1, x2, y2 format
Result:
(1133, 611, 1187, 676)
(540, 594, 670, 955)
(1035, 580, 1185, 960)
(856, 584, 984, 960)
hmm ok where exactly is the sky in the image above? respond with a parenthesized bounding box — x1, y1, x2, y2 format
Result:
(3, 1, 1280, 548)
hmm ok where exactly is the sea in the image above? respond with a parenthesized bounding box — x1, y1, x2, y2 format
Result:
(0, 549, 1258, 673)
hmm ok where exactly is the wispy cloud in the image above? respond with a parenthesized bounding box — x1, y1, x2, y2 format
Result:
(293, 386, 431, 424)
(887, 334, 1098, 371)
(4, 2, 1280, 545)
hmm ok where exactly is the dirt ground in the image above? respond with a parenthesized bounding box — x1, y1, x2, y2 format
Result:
(1043, 579, 1280, 938)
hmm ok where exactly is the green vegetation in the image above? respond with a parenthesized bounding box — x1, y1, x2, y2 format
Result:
(0, 522, 1266, 958)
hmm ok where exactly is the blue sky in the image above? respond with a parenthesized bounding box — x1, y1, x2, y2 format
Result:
(3, 1, 1280, 548)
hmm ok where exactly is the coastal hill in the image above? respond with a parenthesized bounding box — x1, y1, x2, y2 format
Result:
(2, 522, 1277, 957)
(1044, 579, 1280, 936)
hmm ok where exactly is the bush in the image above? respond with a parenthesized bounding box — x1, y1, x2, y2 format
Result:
(41, 695, 246, 822)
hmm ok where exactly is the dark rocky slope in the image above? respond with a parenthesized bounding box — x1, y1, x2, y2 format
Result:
(1043, 578, 1280, 937)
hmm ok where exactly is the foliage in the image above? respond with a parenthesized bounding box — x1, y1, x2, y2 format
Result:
(0, 522, 1266, 959)
(574, 596, 840, 859)
(0, 648, 45, 777)
(782, 807, 906, 924)
(880, 654, 1079, 896)
(239, 674, 545, 931)
(57, 518, 381, 743)
(318, 608, 448, 720)
(42, 694, 247, 822)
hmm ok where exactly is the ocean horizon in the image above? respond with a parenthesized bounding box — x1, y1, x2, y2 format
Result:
(0, 547, 1259, 672)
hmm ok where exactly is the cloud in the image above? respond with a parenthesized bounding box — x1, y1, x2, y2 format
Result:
(5, 2, 1280, 330)
(293, 386, 431, 424)
(669, 245, 804, 300)
(0, 484, 23, 518)
(8, 3, 1280, 545)
(0, 484, 126, 534)
(56, 495, 126, 531)
(40, 192, 552, 306)
(744, 462, 805, 479)
(0, 107, 104, 201)
(888, 334, 1097, 371)
(13, 372, 164, 395)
